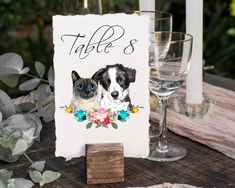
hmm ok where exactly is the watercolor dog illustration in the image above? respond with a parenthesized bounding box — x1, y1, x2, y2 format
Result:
(92, 64, 136, 111)
(70, 71, 99, 112)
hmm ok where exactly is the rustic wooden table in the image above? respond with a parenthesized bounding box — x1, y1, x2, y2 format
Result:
(0, 73, 235, 188)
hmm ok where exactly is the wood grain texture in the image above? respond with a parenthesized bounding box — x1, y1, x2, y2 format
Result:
(1, 80, 235, 187)
(86, 143, 124, 185)
(0, 121, 235, 187)
(150, 82, 235, 160)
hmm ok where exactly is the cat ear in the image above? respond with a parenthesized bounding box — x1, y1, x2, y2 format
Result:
(72, 71, 81, 84)
(124, 67, 136, 83)
(92, 68, 105, 83)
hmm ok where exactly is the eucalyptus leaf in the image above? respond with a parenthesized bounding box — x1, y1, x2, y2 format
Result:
(0, 180, 7, 188)
(35, 61, 45, 78)
(1, 113, 41, 142)
(7, 178, 15, 188)
(19, 78, 41, 91)
(29, 170, 42, 183)
(0, 128, 21, 162)
(37, 95, 55, 123)
(0, 112, 2, 123)
(29, 161, 45, 172)
(14, 178, 34, 188)
(2, 114, 26, 129)
(12, 139, 28, 156)
(19, 67, 30, 75)
(0, 53, 25, 76)
(24, 114, 42, 142)
(34, 84, 51, 102)
(0, 169, 13, 183)
(39, 171, 61, 187)
(17, 102, 36, 113)
(5, 130, 22, 151)
(0, 89, 16, 120)
(0, 74, 20, 88)
(47, 66, 54, 87)
(22, 128, 36, 144)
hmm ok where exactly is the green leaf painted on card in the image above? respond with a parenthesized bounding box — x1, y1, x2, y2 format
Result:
(111, 122, 118, 129)
(103, 124, 108, 128)
(95, 124, 101, 128)
(86, 122, 93, 129)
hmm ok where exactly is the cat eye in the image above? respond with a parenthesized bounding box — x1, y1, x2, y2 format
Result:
(77, 84, 83, 90)
(90, 84, 96, 91)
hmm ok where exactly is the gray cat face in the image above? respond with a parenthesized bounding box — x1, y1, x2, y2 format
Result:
(72, 71, 98, 99)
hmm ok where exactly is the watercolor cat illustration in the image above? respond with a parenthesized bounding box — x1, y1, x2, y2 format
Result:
(70, 71, 99, 112)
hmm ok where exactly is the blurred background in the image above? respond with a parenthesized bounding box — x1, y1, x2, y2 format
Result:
(0, 0, 235, 96)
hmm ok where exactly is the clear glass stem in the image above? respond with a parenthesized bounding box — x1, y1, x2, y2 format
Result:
(158, 98, 168, 152)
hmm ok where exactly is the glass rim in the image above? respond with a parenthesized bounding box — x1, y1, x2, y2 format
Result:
(125, 10, 172, 20)
(151, 31, 193, 44)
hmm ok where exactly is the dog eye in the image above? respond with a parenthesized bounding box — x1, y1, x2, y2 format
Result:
(77, 84, 83, 90)
(117, 77, 123, 82)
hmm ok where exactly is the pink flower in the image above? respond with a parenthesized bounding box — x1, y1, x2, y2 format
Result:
(91, 112, 99, 121)
(98, 107, 106, 114)
(102, 117, 111, 125)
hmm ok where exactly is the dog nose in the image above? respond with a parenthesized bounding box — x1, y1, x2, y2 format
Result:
(111, 91, 119, 99)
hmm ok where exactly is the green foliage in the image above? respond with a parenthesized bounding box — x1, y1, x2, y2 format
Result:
(29, 161, 61, 187)
(0, 169, 34, 188)
(203, 1, 235, 78)
(0, 0, 234, 97)
(0, 161, 61, 188)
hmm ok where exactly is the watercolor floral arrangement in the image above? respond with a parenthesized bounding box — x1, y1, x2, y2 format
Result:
(65, 106, 140, 129)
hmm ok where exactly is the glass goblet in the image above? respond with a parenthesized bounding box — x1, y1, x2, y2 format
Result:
(148, 32, 193, 162)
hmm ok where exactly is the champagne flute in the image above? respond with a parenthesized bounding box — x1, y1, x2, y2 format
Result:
(148, 32, 193, 162)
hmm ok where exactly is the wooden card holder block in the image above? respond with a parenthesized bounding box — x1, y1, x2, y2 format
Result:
(86, 143, 124, 185)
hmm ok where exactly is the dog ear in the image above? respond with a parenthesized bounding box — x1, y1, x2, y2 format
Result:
(92, 68, 105, 83)
(124, 67, 136, 83)
(72, 71, 81, 84)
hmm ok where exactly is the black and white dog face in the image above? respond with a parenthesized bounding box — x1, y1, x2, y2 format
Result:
(92, 64, 136, 105)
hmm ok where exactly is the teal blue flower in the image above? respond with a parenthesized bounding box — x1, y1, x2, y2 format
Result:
(118, 110, 129, 121)
(74, 110, 86, 120)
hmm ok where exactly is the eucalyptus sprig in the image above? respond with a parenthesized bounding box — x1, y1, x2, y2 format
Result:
(0, 52, 55, 123)
(0, 169, 34, 188)
(0, 158, 61, 188)
(28, 161, 61, 187)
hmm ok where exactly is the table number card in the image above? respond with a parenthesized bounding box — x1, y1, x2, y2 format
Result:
(53, 14, 150, 159)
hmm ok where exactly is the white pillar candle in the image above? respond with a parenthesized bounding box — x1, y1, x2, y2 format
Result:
(139, 0, 155, 53)
(84, 0, 88, 9)
(186, 0, 203, 104)
(139, 0, 155, 11)
(98, 0, 102, 15)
